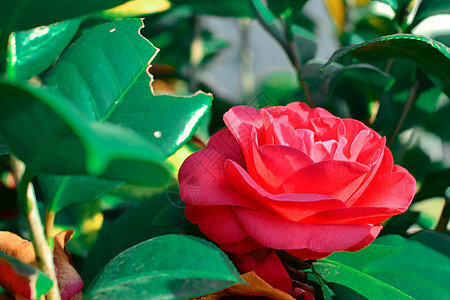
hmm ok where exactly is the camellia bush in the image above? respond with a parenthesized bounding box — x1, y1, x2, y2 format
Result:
(0, 0, 449, 299)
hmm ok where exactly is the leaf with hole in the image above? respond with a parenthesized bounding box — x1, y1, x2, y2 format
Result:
(322, 34, 450, 98)
(313, 235, 450, 299)
(7, 18, 81, 81)
(84, 234, 244, 299)
(44, 18, 212, 158)
(0, 79, 171, 185)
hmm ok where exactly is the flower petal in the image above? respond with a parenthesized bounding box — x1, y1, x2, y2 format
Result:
(233, 208, 374, 253)
(279, 160, 369, 200)
(233, 250, 292, 294)
(185, 205, 249, 244)
(225, 160, 346, 221)
(353, 168, 416, 209)
(179, 129, 259, 209)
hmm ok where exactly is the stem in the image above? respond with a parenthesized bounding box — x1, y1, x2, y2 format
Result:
(280, 18, 315, 107)
(10, 158, 60, 300)
(436, 187, 450, 232)
(44, 210, 56, 244)
(387, 80, 420, 147)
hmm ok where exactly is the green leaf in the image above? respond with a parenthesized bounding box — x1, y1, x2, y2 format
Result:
(424, 102, 450, 140)
(313, 235, 450, 299)
(0, 250, 53, 299)
(322, 34, 450, 98)
(0, 0, 128, 34)
(84, 234, 244, 299)
(0, 79, 171, 185)
(6, 18, 81, 81)
(36, 174, 123, 213)
(170, 0, 255, 17)
(410, 230, 450, 258)
(267, 0, 306, 17)
(411, 0, 450, 29)
(44, 18, 212, 157)
(0, 134, 8, 155)
(251, 0, 316, 64)
(414, 169, 450, 201)
(81, 190, 200, 284)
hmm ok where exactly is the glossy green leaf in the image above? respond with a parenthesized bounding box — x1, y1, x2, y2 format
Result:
(0, 79, 171, 185)
(84, 234, 244, 299)
(313, 235, 450, 299)
(323, 34, 450, 97)
(170, 0, 255, 17)
(251, 0, 316, 63)
(410, 230, 450, 258)
(414, 169, 450, 201)
(6, 19, 81, 81)
(0, 251, 53, 299)
(44, 18, 212, 157)
(0, 0, 128, 34)
(81, 191, 200, 284)
(411, 0, 450, 29)
(36, 174, 123, 213)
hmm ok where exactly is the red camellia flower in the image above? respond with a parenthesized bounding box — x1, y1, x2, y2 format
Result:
(178, 103, 415, 294)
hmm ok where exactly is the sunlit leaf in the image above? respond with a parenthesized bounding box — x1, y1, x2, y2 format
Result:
(101, 0, 171, 18)
(44, 18, 212, 158)
(0, 79, 171, 185)
(7, 19, 81, 81)
(84, 234, 244, 299)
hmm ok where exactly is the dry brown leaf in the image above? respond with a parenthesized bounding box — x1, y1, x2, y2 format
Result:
(0, 230, 83, 300)
(193, 271, 296, 300)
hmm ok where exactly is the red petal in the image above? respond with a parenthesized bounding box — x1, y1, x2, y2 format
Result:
(233, 250, 292, 294)
(179, 129, 259, 209)
(280, 160, 369, 200)
(233, 208, 374, 253)
(225, 160, 347, 221)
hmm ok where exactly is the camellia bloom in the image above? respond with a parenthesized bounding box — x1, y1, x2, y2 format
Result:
(178, 103, 415, 294)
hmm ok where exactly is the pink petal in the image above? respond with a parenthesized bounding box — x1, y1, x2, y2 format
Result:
(178, 129, 259, 209)
(286, 248, 332, 260)
(345, 224, 382, 252)
(301, 206, 406, 224)
(308, 117, 345, 141)
(233, 250, 292, 294)
(223, 106, 262, 150)
(279, 160, 369, 200)
(248, 145, 315, 193)
(185, 205, 249, 244)
(220, 237, 264, 255)
(225, 160, 347, 221)
(233, 208, 374, 253)
(353, 169, 416, 209)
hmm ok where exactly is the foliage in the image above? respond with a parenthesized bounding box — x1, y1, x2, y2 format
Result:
(0, 0, 449, 299)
